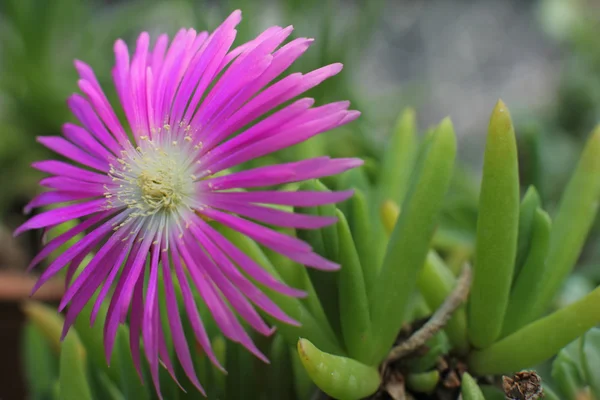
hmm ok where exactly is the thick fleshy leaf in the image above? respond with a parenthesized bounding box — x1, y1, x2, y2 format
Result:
(345, 187, 376, 295)
(582, 328, 600, 399)
(372, 108, 418, 273)
(22, 302, 69, 354)
(336, 209, 371, 363)
(532, 125, 600, 318)
(21, 321, 58, 399)
(267, 334, 295, 399)
(368, 117, 456, 364)
(552, 346, 583, 400)
(295, 179, 341, 340)
(297, 338, 380, 400)
(469, 284, 600, 375)
(502, 208, 552, 337)
(461, 373, 485, 400)
(468, 100, 520, 349)
(405, 371, 438, 395)
(514, 186, 541, 277)
(58, 330, 93, 400)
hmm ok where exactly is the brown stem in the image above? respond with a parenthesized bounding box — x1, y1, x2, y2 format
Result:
(382, 264, 473, 373)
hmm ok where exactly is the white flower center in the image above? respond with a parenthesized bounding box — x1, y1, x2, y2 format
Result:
(107, 136, 197, 219)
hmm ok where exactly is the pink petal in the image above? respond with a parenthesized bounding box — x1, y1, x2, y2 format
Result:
(160, 251, 205, 394)
(201, 157, 362, 190)
(188, 224, 299, 326)
(175, 239, 268, 362)
(15, 198, 109, 235)
(204, 199, 337, 229)
(32, 160, 110, 184)
(201, 189, 354, 207)
(24, 191, 91, 215)
(183, 234, 273, 336)
(200, 208, 311, 253)
(192, 216, 306, 298)
(40, 177, 105, 195)
(169, 237, 224, 371)
(62, 123, 112, 161)
(37, 136, 108, 172)
(68, 94, 122, 155)
(26, 211, 110, 270)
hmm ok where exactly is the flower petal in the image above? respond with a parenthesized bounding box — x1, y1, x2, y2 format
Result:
(15, 198, 110, 236)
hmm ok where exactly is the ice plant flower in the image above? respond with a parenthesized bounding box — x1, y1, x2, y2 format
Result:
(15, 10, 361, 396)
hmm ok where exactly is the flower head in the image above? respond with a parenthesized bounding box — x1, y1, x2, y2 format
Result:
(16, 10, 361, 396)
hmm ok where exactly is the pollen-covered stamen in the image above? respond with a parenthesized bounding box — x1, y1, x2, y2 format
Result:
(138, 169, 184, 211)
(106, 127, 199, 219)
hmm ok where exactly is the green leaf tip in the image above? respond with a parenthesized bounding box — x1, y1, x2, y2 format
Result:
(297, 338, 380, 400)
(489, 99, 513, 135)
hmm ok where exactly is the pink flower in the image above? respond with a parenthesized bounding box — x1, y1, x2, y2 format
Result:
(16, 10, 361, 396)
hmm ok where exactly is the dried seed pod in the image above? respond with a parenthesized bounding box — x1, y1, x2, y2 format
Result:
(502, 371, 543, 400)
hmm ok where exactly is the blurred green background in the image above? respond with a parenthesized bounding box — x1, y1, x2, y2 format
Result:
(1, 0, 600, 397)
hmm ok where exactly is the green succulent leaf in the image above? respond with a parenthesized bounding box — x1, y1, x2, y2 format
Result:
(297, 338, 380, 400)
(21, 301, 70, 354)
(405, 370, 439, 394)
(58, 330, 93, 400)
(21, 321, 58, 399)
(336, 209, 372, 363)
(514, 186, 542, 275)
(211, 336, 227, 397)
(469, 284, 600, 375)
(478, 385, 506, 400)
(581, 328, 600, 399)
(114, 326, 150, 400)
(460, 372, 485, 400)
(73, 295, 121, 384)
(225, 340, 259, 400)
(551, 337, 584, 400)
(469, 100, 520, 349)
(372, 109, 419, 272)
(267, 335, 295, 400)
(91, 370, 125, 400)
(347, 188, 377, 294)
(552, 357, 583, 400)
(296, 179, 342, 341)
(502, 208, 552, 336)
(368, 117, 456, 364)
(533, 125, 600, 317)
(377, 107, 418, 207)
(541, 385, 562, 400)
(290, 344, 315, 400)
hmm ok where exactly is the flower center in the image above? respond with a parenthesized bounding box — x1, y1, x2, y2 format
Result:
(107, 138, 196, 218)
(138, 169, 184, 211)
